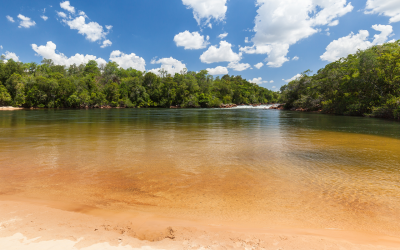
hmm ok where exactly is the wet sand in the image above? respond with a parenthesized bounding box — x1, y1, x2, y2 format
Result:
(1, 199, 400, 250)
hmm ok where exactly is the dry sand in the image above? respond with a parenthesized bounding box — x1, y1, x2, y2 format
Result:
(0, 106, 23, 110)
(1, 199, 400, 250)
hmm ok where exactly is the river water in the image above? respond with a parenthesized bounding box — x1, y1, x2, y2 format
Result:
(0, 108, 399, 237)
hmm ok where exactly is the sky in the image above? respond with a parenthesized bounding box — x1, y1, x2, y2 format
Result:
(1, 0, 400, 91)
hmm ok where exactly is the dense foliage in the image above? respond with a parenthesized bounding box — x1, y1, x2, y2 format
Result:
(0, 57, 279, 108)
(280, 40, 400, 119)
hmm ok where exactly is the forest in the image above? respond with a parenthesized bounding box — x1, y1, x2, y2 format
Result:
(0, 57, 279, 109)
(280, 40, 400, 120)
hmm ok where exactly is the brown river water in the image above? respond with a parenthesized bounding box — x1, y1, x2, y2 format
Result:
(0, 108, 399, 237)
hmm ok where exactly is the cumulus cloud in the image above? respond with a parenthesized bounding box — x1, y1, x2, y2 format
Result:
(56, 2, 112, 46)
(60, 1, 75, 14)
(270, 80, 274, 83)
(150, 57, 187, 76)
(0, 45, 3, 50)
(109, 51, 146, 71)
(227, 62, 251, 71)
(6, 15, 15, 23)
(328, 20, 339, 26)
(100, 39, 112, 48)
(182, 0, 227, 26)
(239, 45, 271, 54)
(64, 16, 108, 42)
(57, 11, 67, 18)
(254, 62, 264, 69)
(284, 73, 301, 82)
(292, 56, 299, 61)
(242, 0, 353, 67)
(218, 32, 228, 39)
(174, 31, 209, 50)
(249, 77, 268, 84)
(321, 24, 394, 62)
(3, 51, 19, 62)
(200, 41, 241, 63)
(32, 41, 106, 66)
(17, 14, 36, 28)
(206, 66, 228, 75)
(365, 0, 400, 23)
(41, 15, 48, 21)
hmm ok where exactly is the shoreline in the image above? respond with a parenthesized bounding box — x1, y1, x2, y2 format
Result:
(1, 199, 400, 250)
(0, 106, 24, 110)
(0, 104, 281, 111)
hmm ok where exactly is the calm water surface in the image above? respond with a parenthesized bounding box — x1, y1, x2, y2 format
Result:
(0, 109, 399, 236)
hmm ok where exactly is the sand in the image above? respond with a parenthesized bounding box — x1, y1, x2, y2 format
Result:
(1, 200, 400, 250)
(0, 106, 23, 110)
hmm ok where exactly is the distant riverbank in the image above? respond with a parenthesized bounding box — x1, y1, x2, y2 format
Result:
(0, 103, 283, 110)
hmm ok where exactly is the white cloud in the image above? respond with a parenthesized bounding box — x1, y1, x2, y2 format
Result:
(41, 15, 48, 21)
(57, 11, 67, 18)
(200, 41, 241, 63)
(264, 44, 290, 68)
(78, 11, 87, 18)
(218, 32, 228, 39)
(60, 1, 75, 14)
(64, 16, 108, 42)
(4, 51, 19, 62)
(292, 56, 299, 61)
(242, 0, 353, 67)
(174, 31, 209, 50)
(270, 80, 274, 83)
(227, 62, 251, 71)
(206, 66, 228, 75)
(6, 15, 15, 23)
(182, 0, 227, 26)
(249, 77, 268, 84)
(254, 62, 264, 69)
(284, 73, 301, 82)
(32, 41, 106, 66)
(109, 51, 146, 71)
(245, 37, 250, 43)
(365, 0, 400, 23)
(17, 14, 36, 28)
(56, 5, 111, 46)
(100, 39, 112, 48)
(0, 45, 3, 50)
(239, 45, 271, 54)
(328, 20, 339, 26)
(321, 24, 394, 62)
(150, 57, 187, 75)
(208, 23, 212, 29)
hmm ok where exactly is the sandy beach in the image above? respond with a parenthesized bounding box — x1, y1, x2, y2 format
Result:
(1, 199, 400, 250)
(0, 106, 24, 110)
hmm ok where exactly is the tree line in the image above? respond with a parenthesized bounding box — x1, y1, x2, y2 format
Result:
(0, 57, 279, 109)
(280, 40, 400, 120)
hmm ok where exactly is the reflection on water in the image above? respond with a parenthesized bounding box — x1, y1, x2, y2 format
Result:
(0, 109, 399, 236)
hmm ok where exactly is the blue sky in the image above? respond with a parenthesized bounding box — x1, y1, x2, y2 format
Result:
(1, 0, 400, 90)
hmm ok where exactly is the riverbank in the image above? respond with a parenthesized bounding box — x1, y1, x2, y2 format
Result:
(0, 106, 24, 110)
(1, 199, 400, 250)
(0, 103, 281, 110)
